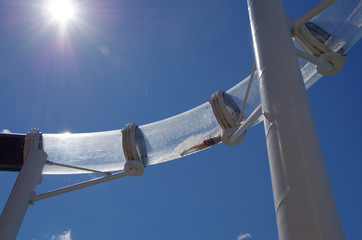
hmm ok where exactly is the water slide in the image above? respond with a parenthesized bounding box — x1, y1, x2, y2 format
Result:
(41, 0, 362, 174)
(3, 0, 362, 175)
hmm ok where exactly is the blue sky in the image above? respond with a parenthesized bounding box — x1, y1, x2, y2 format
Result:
(0, 0, 361, 239)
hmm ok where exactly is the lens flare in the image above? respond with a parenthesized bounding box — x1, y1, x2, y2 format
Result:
(47, 0, 77, 24)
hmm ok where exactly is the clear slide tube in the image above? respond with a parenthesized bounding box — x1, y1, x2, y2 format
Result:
(42, 0, 362, 174)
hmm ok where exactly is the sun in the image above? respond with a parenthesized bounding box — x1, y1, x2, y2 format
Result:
(46, 0, 77, 24)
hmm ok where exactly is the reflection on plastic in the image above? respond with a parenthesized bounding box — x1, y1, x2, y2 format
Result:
(43, 130, 124, 174)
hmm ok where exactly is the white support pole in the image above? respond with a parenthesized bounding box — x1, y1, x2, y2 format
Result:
(32, 169, 135, 202)
(0, 130, 47, 240)
(247, 0, 344, 239)
(230, 105, 262, 144)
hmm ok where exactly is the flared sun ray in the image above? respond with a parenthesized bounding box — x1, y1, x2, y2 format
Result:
(47, 0, 76, 24)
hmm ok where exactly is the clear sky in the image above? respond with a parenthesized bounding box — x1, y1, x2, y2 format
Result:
(0, 0, 361, 239)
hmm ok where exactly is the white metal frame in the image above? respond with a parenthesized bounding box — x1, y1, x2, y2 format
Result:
(0, 130, 47, 240)
(247, 0, 344, 239)
(32, 163, 140, 203)
(0, 1, 350, 239)
(0, 127, 145, 239)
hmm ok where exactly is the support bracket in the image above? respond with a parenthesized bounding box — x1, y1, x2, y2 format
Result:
(290, 0, 347, 75)
(121, 123, 147, 175)
(295, 47, 346, 76)
(209, 91, 245, 145)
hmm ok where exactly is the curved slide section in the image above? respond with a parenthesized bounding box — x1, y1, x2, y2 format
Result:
(43, 0, 361, 174)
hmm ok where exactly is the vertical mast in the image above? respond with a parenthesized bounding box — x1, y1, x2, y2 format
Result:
(0, 130, 47, 240)
(247, 0, 344, 239)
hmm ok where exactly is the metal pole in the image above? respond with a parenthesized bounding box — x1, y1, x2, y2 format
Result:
(0, 130, 47, 240)
(32, 169, 135, 202)
(247, 0, 344, 239)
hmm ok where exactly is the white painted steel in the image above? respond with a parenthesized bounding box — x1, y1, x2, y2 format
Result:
(32, 168, 136, 202)
(230, 105, 262, 144)
(295, 48, 333, 72)
(247, 0, 344, 239)
(0, 149, 47, 240)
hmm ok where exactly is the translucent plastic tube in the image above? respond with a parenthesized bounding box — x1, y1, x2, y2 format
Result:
(43, 77, 260, 174)
(313, 0, 362, 53)
(42, 0, 362, 174)
(43, 130, 125, 174)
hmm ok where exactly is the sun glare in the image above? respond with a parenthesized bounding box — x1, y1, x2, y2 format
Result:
(47, 0, 77, 24)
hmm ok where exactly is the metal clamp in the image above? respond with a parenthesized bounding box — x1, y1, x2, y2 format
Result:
(121, 123, 147, 176)
(209, 91, 240, 129)
(292, 16, 347, 75)
(293, 22, 346, 76)
(289, 0, 347, 75)
(209, 91, 245, 145)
